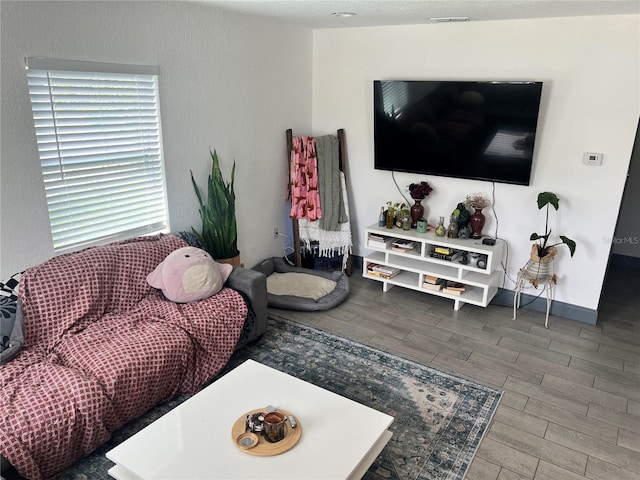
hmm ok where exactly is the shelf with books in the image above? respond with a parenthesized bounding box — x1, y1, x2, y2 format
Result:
(364, 268, 419, 289)
(421, 282, 487, 304)
(363, 224, 505, 310)
(382, 270, 420, 289)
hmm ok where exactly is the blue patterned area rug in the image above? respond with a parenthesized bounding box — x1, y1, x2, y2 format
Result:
(49, 314, 501, 480)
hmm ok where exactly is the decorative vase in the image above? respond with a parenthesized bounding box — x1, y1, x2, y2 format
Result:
(410, 199, 424, 228)
(469, 208, 485, 239)
(378, 207, 386, 227)
(524, 244, 557, 281)
(525, 260, 553, 279)
(395, 209, 409, 228)
(386, 207, 394, 229)
(447, 214, 459, 238)
(435, 216, 446, 237)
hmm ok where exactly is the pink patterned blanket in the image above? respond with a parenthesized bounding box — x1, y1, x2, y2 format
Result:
(289, 135, 322, 221)
(0, 235, 247, 479)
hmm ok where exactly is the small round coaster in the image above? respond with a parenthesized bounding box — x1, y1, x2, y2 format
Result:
(236, 432, 259, 450)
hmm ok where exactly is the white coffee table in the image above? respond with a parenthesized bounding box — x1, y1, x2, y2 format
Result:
(106, 359, 394, 479)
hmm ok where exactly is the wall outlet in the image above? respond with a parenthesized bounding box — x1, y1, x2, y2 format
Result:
(273, 227, 279, 239)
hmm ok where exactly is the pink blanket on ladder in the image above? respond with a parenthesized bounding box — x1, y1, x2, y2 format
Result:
(289, 136, 322, 220)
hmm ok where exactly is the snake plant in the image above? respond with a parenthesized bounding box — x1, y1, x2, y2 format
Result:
(191, 149, 238, 259)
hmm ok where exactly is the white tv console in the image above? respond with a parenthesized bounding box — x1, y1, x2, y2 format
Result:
(363, 223, 505, 310)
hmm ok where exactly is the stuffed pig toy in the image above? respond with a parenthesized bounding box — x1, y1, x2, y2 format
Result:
(147, 246, 232, 303)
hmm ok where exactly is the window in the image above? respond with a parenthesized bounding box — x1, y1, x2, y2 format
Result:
(25, 58, 169, 253)
(380, 80, 409, 119)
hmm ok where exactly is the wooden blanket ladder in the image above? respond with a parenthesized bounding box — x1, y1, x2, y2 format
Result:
(286, 128, 351, 275)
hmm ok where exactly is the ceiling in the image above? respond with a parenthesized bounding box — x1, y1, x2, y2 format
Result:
(201, 0, 639, 29)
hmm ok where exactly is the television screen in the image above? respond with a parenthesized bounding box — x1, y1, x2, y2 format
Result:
(373, 80, 543, 185)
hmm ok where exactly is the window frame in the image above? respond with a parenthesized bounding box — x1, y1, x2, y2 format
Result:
(25, 57, 170, 253)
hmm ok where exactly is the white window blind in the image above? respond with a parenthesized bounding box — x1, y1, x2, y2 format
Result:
(25, 58, 169, 253)
(381, 80, 409, 118)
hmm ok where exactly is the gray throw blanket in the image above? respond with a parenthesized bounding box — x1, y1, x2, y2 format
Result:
(316, 135, 347, 231)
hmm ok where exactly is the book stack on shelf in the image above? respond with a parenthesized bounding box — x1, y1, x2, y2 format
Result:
(443, 281, 466, 295)
(368, 234, 393, 249)
(366, 263, 401, 280)
(429, 246, 461, 262)
(423, 275, 445, 291)
(391, 239, 417, 253)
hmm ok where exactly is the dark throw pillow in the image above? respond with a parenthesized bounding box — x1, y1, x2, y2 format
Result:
(0, 272, 24, 363)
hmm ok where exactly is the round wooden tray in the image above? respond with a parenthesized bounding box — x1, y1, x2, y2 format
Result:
(231, 408, 302, 456)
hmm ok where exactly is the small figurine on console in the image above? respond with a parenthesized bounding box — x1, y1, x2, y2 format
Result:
(449, 202, 472, 239)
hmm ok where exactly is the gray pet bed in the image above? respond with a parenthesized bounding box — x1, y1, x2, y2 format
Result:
(253, 257, 349, 311)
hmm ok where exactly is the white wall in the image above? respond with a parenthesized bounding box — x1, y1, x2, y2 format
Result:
(312, 15, 639, 313)
(0, 1, 312, 277)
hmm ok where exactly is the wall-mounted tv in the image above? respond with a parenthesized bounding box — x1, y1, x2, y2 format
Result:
(373, 80, 543, 185)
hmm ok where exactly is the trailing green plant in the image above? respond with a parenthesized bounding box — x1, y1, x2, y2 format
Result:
(190, 149, 238, 259)
(385, 200, 407, 216)
(385, 200, 409, 226)
(530, 192, 576, 258)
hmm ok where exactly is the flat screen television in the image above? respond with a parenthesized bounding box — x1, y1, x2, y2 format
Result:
(373, 80, 543, 185)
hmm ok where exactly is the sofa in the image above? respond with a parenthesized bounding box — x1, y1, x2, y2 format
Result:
(0, 234, 267, 479)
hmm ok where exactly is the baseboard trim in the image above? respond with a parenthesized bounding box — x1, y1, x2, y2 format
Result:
(491, 288, 598, 325)
(352, 255, 597, 325)
(351, 255, 596, 325)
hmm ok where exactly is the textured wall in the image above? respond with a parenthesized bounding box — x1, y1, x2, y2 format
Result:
(0, 0, 312, 276)
(312, 15, 640, 312)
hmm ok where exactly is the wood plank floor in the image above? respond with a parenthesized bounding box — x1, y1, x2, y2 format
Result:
(269, 263, 640, 480)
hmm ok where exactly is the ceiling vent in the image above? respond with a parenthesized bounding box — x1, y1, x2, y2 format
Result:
(429, 16, 471, 23)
